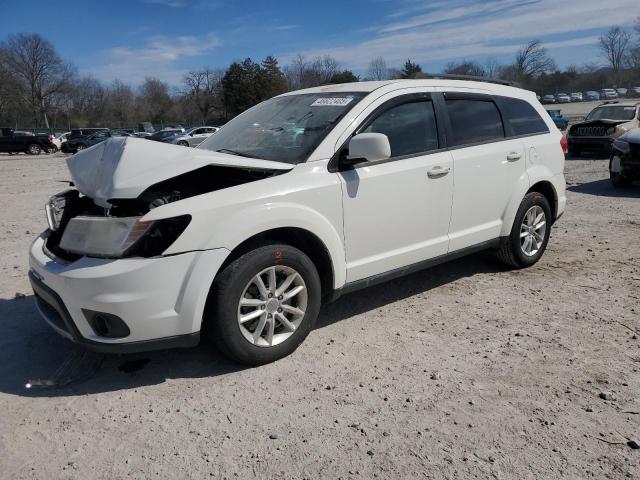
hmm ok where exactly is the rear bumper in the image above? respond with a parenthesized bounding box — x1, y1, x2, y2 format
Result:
(568, 136, 612, 152)
(29, 233, 230, 353)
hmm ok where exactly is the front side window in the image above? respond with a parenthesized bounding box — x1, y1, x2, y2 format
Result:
(445, 99, 504, 146)
(200, 92, 366, 164)
(362, 101, 439, 158)
(500, 97, 549, 136)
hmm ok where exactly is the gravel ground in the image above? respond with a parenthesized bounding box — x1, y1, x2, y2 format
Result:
(0, 151, 638, 480)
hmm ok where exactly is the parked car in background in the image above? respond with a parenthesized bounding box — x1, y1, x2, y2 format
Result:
(146, 128, 185, 143)
(570, 92, 583, 102)
(567, 101, 640, 156)
(64, 130, 131, 154)
(616, 88, 627, 97)
(546, 109, 568, 130)
(600, 89, 618, 99)
(584, 91, 600, 101)
(51, 132, 70, 151)
(170, 126, 219, 147)
(132, 132, 153, 138)
(555, 93, 571, 103)
(541, 94, 556, 104)
(67, 128, 109, 143)
(0, 128, 55, 155)
(629, 87, 640, 97)
(609, 128, 640, 187)
(29, 79, 566, 364)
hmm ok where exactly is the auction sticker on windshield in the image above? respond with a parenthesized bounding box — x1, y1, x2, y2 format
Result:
(311, 97, 354, 107)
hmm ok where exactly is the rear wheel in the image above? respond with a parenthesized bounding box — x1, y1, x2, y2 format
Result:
(206, 244, 321, 365)
(178, 140, 189, 147)
(497, 192, 552, 268)
(75, 144, 86, 153)
(27, 144, 41, 155)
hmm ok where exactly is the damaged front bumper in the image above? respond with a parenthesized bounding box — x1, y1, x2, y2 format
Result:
(29, 234, 230, 353)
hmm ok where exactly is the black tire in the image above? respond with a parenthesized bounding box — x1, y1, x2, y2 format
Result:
(178, 140, 189, 147)
(75, 144, 86, 153)
(46, 146, 58, 154)
(610, 158, 632, 188)
(206, 244, 322, 365)
(27, 144, 41, 155)
(497, 192, 552, 268)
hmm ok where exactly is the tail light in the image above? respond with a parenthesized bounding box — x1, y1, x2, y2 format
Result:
(560, 135, 568, 154)
(48, 135, 55, 142)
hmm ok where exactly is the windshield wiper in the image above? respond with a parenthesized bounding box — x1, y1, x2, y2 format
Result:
(216, 148, 253, 158)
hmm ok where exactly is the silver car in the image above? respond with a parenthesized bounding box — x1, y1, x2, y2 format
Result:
(170, 126, 219, 147)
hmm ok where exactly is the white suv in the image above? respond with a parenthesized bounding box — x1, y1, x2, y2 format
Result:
(29, 79, 566, 365)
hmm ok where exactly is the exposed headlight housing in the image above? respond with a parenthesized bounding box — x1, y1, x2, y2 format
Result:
(60, 216, 152, 258)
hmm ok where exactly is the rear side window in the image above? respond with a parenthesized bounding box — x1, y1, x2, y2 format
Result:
(500, 97, 549, 136)
(362, 101, 439, 157)
(445, 99, 504, 146)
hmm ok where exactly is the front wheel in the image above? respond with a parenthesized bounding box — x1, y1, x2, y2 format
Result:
(610, 156, 632, 188)
(177, 140, 189, 147)
(497, 192, 552, 268)
(206, 244, 322, 365)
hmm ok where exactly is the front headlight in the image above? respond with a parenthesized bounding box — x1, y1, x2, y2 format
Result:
(60, 216, 152, 258)
(612, 139, 630, 154)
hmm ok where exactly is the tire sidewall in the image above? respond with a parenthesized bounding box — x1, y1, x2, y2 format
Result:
(28, 144, 41, 155)
(211, 244, 321, 365)
(509, 192, 552, 267)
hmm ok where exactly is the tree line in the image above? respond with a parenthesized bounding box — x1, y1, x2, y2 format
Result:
(0, 21, 639, 131)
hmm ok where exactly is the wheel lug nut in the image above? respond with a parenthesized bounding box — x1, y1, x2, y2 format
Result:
(268, 293, 273, 298)
(278, 295, 283, 300)
(267, 313, 272, 318)
(277, 308, 282, 313)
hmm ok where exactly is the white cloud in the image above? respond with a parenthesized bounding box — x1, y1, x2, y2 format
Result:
(91, 33, 220, 84)
(283, 0, 638, 69)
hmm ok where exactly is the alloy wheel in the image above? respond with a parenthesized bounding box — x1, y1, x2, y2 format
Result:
(520, 205, 546, 257)
(237, 265, 307, 347)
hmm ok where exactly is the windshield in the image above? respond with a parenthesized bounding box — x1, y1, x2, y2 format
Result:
(200, 92, 367, 164)
(587, 106, 636, 121)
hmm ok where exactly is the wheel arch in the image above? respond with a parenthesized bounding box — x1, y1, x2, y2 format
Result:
(216, 227, 336, 300)
(527, 180, 558, 222)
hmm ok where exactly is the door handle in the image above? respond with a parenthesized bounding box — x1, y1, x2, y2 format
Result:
(506, 152, 521, 161)
(427, 166, 451, 178)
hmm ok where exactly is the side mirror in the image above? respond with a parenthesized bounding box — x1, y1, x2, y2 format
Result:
(343, 133, 391, 167)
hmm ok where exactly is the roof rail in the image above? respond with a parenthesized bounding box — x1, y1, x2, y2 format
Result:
(601, 100, 619, 105)
(409, 72, 516, 87)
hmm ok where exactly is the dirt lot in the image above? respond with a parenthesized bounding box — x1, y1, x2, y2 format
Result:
(0, 151, 638, 480)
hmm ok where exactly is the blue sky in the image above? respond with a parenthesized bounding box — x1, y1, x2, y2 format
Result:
(1, 0, 638, 85)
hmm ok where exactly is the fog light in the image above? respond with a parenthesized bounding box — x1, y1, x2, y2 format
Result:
(83, 310, 130, 338)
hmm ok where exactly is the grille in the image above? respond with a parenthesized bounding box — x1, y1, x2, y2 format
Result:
(573, 126, 608, 137)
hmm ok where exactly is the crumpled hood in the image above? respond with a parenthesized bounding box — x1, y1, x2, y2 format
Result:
(65, 137, 294, 205)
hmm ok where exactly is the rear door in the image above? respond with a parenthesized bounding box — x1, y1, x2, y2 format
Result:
(443, 93, 527, 251)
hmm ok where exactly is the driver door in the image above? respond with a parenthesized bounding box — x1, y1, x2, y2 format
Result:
(339, 94, 454, 283)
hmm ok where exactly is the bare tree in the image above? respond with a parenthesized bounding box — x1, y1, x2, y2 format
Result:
(284, 54, 341, 89)
(483, 58, 502, 79)
(367, 56, 388, 80)
(514, 40, 556, 78)
(183, 68, 224, 124)
(443, 60, 486, 77)
(0, 33, 74, 129)
(599, 27, 631, 83)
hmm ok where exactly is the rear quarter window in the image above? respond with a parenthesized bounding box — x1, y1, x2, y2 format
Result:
(499, 97, 549, 136)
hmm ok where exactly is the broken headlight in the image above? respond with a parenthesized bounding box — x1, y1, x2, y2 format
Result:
(60, 216, 152, 258)
(59, 214, 191, 259)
